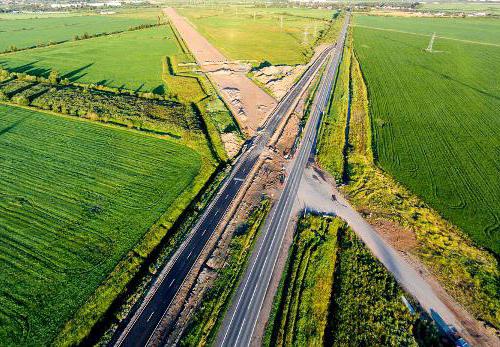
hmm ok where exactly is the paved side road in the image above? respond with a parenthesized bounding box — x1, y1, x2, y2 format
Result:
(215, 14, 351, 347)
(110, 43, 333, 347)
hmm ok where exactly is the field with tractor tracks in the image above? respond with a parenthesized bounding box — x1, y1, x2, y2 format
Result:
(0, 104, 203, 345)
(353, 15, 500, 254)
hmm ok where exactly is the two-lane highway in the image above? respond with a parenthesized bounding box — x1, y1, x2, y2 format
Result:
(112, 43, 334, 347)
(216, 14, 350, 347)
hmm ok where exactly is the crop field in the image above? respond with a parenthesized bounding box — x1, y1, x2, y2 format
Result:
(0, 25, 179, 93)
(353, 16, 500, 254)
(416, 2, 500, 15)
(177, 7, 333, 65)
(0, 104, 203, 345)
(354, 15, 500, 45)
(0, 14, 156, 52)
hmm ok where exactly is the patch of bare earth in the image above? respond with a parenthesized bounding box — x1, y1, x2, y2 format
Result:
(164, 7, 277, 137)
(252, 65, 306, 100)
(220, 133, 241, 159)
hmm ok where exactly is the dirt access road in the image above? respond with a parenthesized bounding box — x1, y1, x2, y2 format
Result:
(164, 8, 277, 136)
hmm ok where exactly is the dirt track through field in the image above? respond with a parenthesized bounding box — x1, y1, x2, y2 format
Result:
(164, 7, 277, 136)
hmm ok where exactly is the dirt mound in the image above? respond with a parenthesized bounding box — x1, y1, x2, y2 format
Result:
(253, 64, 306, 100)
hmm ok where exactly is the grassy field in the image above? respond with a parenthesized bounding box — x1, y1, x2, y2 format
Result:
(334, 43, 499, 328)
(416, 2, 500, 15)
(352, 15, 500, 255)
(354, 14, 500, 45)
(177, 7, 333, 65)
(0, 25, 178, 93)
(0, 13, 157, 51)
(265, 215, 423, 346)
(0, 104, 203, 345)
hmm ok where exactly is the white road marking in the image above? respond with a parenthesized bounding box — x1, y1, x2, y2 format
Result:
(168, 279, 175, 288)
(187, 250, 193, 259)
(147, 311, 155, 322)
(201, 229, 207, 236)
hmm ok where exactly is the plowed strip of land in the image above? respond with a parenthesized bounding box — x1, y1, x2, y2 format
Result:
(164, 7, 277, 136)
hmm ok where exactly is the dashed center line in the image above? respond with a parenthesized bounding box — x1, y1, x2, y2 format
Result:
(168, 279, 175, 288)
(146, 311, 155, 322)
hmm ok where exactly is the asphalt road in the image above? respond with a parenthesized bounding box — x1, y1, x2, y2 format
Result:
(216, 14, 350, 347)
(111, 43, 333, 347)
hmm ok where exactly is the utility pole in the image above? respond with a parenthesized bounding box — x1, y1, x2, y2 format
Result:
(280, 15, 283, 30)
(253, 11, 256, 21)
(303, 26, 309, 44)
(426, 32, 436, 52)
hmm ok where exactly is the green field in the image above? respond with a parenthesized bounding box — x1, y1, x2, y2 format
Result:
(0, 104, 202, 345)
(354, 14, 500, 45)
(417, 2, 500, 15)
(0, 14, 155, 51)
(0, 25, 179, 93)
(353, 15, 500, 254)
(178, 7, 332, 65)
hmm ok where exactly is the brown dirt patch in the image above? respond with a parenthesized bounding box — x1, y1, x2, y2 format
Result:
(370, 219, 418, 253)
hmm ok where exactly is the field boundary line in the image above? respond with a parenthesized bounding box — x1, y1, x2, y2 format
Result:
(352, 24, 500, 47)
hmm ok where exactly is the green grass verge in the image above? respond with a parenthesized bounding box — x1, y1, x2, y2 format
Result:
(180, 199, 271, 346)
(0, 104, 213, 345)
(265, 214, 341, 347)
(317, 31, 351, 182)
(265, 215, 428, 346)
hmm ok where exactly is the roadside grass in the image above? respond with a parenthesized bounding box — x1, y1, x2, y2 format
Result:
(0, 26, 177, 93)
(340, 48, 500, 328)
(177, 7, 333, 65)
(0, 13, 157, 52)
(317, 31, 351, 182)
(353, 16, 500, 254)
(0, 104, 211, 346)
(265, 215, 341, 347)
(327, 226, 419, 346)
(180, 199, 271, 346)
(265, 215, 426, 346)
